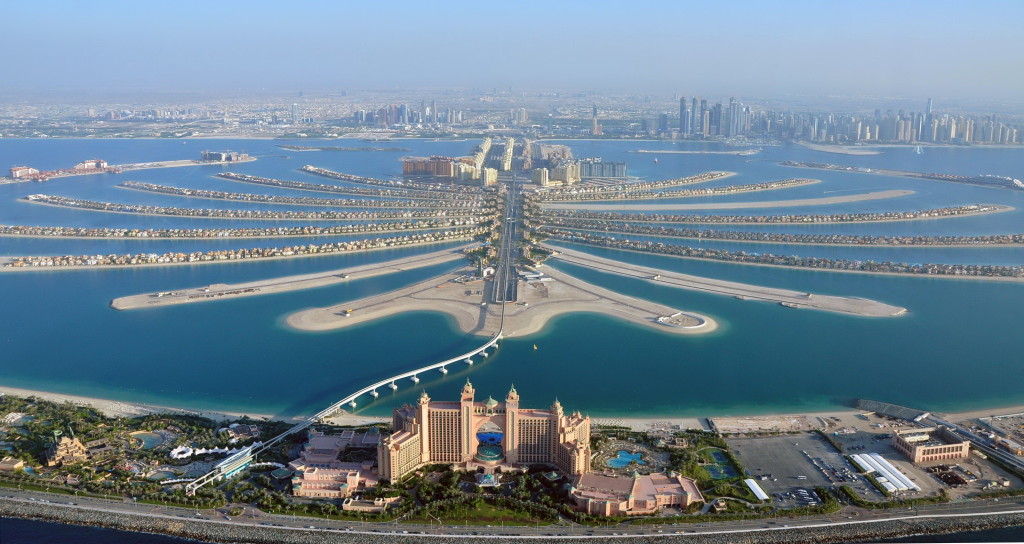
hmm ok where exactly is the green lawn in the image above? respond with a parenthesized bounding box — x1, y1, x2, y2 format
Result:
(403, 502, 552, 526)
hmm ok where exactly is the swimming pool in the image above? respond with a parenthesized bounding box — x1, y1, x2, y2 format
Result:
(606, 450, 646, 469)
(147, 470, 177, 481)
(130, 432, 164, 450)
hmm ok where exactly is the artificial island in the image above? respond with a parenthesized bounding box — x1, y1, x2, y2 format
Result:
(3, 127, 1024, 543)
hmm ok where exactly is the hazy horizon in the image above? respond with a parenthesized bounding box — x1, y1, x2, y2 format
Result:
(3, 0, 1023, 103)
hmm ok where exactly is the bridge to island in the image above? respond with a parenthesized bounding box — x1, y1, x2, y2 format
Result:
(185, 329, 504, 494)
(185, 176, 522, 495)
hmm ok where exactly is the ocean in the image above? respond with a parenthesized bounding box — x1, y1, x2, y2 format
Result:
(0, 138, 1023, 420)
(3, 517, 1023, 543)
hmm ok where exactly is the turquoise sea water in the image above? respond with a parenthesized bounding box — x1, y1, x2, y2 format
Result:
(0, 138, 1023, 419)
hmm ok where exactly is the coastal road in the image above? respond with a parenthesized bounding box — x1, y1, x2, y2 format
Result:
(5, 487, 1024, 540)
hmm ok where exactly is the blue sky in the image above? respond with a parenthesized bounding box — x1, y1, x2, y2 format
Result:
(3, 0, 1022, 100)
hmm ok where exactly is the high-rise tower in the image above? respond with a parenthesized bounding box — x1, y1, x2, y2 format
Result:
(679, 96, 690, 135)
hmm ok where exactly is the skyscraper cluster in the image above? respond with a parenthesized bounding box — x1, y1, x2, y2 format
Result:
(675, 96, 748, 138)
(784, 100, 1018, 145)
(352, 101, 464, 127)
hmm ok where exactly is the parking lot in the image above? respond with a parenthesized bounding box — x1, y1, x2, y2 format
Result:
(727, 432, 887, 508)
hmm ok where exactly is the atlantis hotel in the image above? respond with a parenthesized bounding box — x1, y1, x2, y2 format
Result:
(377, 381, 591, 481)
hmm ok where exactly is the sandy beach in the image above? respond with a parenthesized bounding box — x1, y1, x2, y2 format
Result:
(0, 385, 266, 422)
(0, 385, 388, 427)
(547, 245, 908, 316)
(0, 157, 258, 184)
(629, 149, 760, 155)
(9, 381, 1022, 436)
(19, 197, 481, 221)
(545, 224, 1024, 248)
(285, 263, 718, 337)
(542, 189, 914, 211)
(110, 244, 472, 309)
(549, 240, 1024, 283)
(0, 237, 477, 273)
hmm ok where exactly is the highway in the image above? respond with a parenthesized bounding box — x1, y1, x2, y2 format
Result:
(5, 486, 1024, 540)
(493, 175, 520, 303)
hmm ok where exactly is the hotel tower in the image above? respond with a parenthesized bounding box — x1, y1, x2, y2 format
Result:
(378, 381, 591, 481)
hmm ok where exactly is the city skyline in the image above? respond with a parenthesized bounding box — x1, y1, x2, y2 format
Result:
(3, 1, 1023, 102)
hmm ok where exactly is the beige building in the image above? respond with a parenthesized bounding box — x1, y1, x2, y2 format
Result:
(222, 423, 260, 441)
(551, 161, 581, 185)
(892, 427, 971, 464)
(0, 457, 25, 472)
(531, 168, 553, 187)
(289, 429, 379, 499)
(481, 167, 498, 186)
(378, 382, 591, 482)
(342, 496, 398, 513)
(46, 433, 89, 467)
(570, 472, 704, 517)
(9, 166, 39, 179)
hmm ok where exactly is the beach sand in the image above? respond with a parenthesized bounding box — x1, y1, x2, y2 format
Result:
(110, 245, 472, 310)
(630, 149, 760, 156)
(0, 385, 389, 427)
(547, 245, 908, 317)
(0, 238, 477, 273)
(285, 262, 718, 337)
(0, 385, 263, 422)
(542, 189, 914, 211)
(549, 178, 820, 203)
(5, 384, 1023, 434)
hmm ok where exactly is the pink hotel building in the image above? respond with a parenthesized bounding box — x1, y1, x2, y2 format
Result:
(378, 381, 591, 482)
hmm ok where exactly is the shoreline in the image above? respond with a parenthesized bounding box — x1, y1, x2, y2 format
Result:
(4, 382, 1022, 432)
(628, 149, 759, 155)
(115, 183, 481, 210)
(0, 238, 476, 273)
(543, 225, 1024, 248)
(110, 244, 470, 310)
(542, 189, 914, 211)
(0, 223, 458, 241)
(1, 157, 257, 184)
(0, 385, 385, 427)
(542, 204, 1014, 225)
(547, 240, 1024, 282)
(284, 264, 718, 338)
(19, 197, 481, 221)
(780, 162, 1024, 191)
(546, 245, 908, 317)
